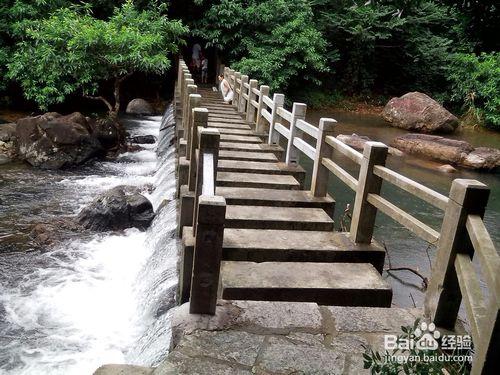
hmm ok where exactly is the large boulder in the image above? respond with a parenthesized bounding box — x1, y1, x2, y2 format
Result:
(129, 135, 156, 144)
(126, 98, 154, 116)
(383, 92, 459, 133)
(0, 122, 18, 163)
(16, 112, 103, 169)
(337, 133, 403, 156)
(76, 187, 154, 231)
(391, 134, 500, 170)
(88, 117, 126, 150)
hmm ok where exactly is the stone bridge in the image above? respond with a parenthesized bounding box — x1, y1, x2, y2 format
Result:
(172, 58, 499, 374)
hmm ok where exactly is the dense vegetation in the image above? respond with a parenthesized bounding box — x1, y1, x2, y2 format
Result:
(0, 0, 498, 128)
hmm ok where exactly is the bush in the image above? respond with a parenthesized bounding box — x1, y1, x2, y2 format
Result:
(447, 52, 500, 129)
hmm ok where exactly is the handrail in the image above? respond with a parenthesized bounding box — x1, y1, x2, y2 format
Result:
(201, 151, 215, 196)
(373, 165, 449, 211)
(276, 106, 292, 122)
(296, 119, 319, 139)
(325, 135, 363, 164)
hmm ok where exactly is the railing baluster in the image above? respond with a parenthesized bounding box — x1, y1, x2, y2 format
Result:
(255, 85, 270, 133)
(239, 75, 249, 113)
(246, 79, 258, 123)
(426, 179, 490, 329)
(311, 118, 336, 197)
(285, 102, 307, 165)
(268, 93, 285, 146)
(350, 142, 388, 243)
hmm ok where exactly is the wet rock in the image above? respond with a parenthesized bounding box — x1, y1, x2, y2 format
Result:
(337, 133, 371, 150)
(391, 134, 474, 164)
(16, 112, 103, 169)
(76, 187, 154, 231)
(391, 134, 500, 170)
(461, 147, 500, 170)
(0, 123, 18, 162)
(94, 365, 154, 375)
(438, 164, 457, 173)
(88, 117, 125, 150)
(126, 98, 154, 116)
(383, 92, 459, 133)
(129, 135, 156, 144)
(30, 218, 83, 248)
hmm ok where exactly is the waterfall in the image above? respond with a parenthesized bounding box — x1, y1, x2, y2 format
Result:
(0, 106, 179, 374)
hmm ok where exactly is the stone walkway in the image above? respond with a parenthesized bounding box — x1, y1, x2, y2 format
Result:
(95, 301, 422, 375)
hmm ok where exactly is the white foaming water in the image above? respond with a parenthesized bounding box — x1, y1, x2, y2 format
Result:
(0, 109, 178, 374)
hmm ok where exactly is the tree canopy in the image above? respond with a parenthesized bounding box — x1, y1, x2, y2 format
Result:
(6, 1, 187, 113)
(0, 0, 498, 128)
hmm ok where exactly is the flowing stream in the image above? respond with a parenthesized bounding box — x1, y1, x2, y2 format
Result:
(0, 107, 178, 374)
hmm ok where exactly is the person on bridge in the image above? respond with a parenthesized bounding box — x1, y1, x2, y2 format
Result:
(201, 55, 208, 83)
(218, 74, 233, 104)
(192, 43, 201, 71)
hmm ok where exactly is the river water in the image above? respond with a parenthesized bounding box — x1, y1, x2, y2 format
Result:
(0, 109, 178, 374)
(305, 110, 500, 308)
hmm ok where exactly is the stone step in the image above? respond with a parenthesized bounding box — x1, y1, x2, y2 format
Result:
(208, 113, 243, 120)
(218, 150, 278, 162)
(182, 227, 385, 271)
(214, 128, 255, 135)
(208, 122, 252, 130)
(220, 261, 392, 307)
(219, 134, 262, 144)
(220, 142, 283, 156)
(217, 160, 305, 184)
(217, 172, 300, 190)
(209, 118, 251, 126)
(215, 187, 334, 215)
(225, 205, 334, 231)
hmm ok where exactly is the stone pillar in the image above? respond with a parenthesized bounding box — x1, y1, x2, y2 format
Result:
(238, 75, 249, 113)
(189, 195, 226, 315)
(193, 129, 220, 234)
(285, 102, 307, 165)
(188, 108, 209, 191)
(233, 72, 241, 109)
(255, 85, 270, 134)
(185, 94, 202, 161)
(267, 93, 285, 146)
(311, 118, 336, 197)
(246, 79, 258, 124)
(350, 142, 388, 243)
(426, 179, 490, 329)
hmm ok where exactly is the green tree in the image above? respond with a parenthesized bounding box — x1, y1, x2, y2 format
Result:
(447, 52, 500, 129)
(194, 0, 329, 92)
(7, 1, 187, 114)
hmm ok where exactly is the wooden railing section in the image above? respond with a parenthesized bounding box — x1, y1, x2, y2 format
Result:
(178, 59, 498, 373)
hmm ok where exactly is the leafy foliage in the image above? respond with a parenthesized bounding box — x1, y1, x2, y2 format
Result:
(7, 1, 187, 112)
(447, 52, 500, 129)
(194, 0, 329, 92)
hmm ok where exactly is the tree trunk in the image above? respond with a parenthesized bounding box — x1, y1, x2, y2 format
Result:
(113, 77, 121, 114)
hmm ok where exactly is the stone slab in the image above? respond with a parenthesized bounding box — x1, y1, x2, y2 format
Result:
(219, 134, 262, 143)
(219, 142, 283, 155)
(218, 150, 277, 162)
(208, 122, 252, 130)
(182, 227, 385, 271)
(217, 171, 299, 190)
(225, 205, 334, 231)
(221, 261, 392, 306)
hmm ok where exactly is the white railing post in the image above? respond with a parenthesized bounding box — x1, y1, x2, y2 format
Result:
(185, 94, 201, 161)
(350, 142, 389, 243)
(188, 108, 209, 192)
(246, 79, 258, 123)
(267, 93, 285, 145)
(426, 179, 490, 329)
(233, 72, 241, 109)
(311, 118, 337, 197)
(239, 75, 249, 113)
(255, 85, 270, 133)
(285, 102, 307, 165)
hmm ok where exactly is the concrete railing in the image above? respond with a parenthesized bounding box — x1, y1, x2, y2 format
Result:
(176, 59, 226, 315)
(179, 59, 498, 372)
